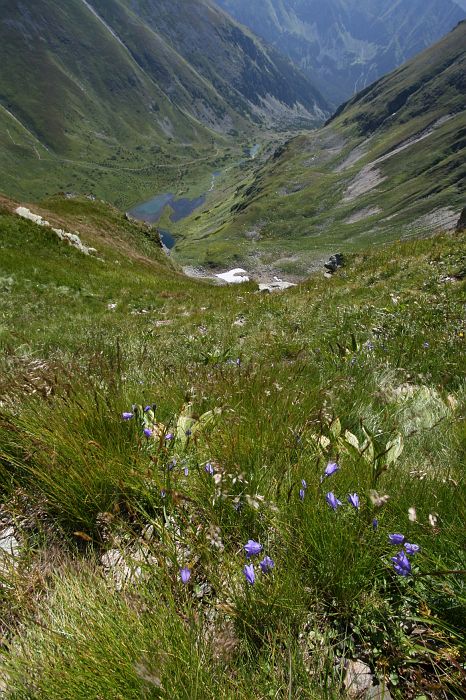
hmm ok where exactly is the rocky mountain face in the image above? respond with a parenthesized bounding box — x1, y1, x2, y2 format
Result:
(0, 0, 328, 161)
(215, 0, 465, 107)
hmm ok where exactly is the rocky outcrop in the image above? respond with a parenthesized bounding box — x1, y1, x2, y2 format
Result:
(324, 253, 344, 274)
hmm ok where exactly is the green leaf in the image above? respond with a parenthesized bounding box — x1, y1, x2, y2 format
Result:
(385, 434, 404, 465)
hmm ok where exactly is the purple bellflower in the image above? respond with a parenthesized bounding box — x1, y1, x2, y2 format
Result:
(299, 488, 305, 501)
(122, 412, 134, 420)
(372, 518, 379, 531)
(348, 493, 360, 509)
(180, 567, 191, 584)
(244, 563, 255, 585)
(391, 550, 411, 576)
(326, 492, 342, 511)
(143, 428, 152, 438)
(260, 556, 275, 573)
(404, 542, 420, 555)
(205, 462, 214, 475)
(321, 462, 339, 482)
(389, 533, 405, 545)
(244, 539, 262, 558)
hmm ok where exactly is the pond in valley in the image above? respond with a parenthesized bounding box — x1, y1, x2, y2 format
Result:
(127, 172, 222, 249)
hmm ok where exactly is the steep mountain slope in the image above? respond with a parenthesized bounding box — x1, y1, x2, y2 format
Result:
(216, 0, 465, 106)
(174, 21, 465, 274)
(91, 0, 328, 129)
(0, 0, 327, 203)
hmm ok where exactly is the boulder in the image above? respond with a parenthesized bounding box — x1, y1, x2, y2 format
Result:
(324, 252, 344, 273)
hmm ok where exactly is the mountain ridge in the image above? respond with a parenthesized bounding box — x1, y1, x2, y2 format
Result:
(215, 0, 466, 106)
(0, 0, 328, 203)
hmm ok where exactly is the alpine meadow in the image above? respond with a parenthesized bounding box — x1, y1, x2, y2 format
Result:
(0, 2, 465, 699)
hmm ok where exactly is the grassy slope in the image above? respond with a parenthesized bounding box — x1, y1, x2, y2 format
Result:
(0, 0, 327, 207)
(0, 198, 465, 698)
(0, 0, 221, 206)
(175, 22, 465, 274)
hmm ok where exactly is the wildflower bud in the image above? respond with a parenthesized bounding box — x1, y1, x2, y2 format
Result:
(260, 556, 275, 574)
(243, 563, 255, 585)
(180, 567, 191, 584)
(326, 492, 342, 511)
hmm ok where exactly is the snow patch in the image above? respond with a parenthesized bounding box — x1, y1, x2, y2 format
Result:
(215, 268, 250, 284)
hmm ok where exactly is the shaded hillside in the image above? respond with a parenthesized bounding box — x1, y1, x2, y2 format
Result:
(173, 21, 466, 274)
(0, 0, 327, 203)
(216, 0, 465, 106)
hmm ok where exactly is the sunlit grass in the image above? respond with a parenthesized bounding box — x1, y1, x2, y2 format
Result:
(0, 201, 465, 698)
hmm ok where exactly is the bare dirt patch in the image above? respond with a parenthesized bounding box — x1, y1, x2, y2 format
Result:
(344, 206, 382, 224)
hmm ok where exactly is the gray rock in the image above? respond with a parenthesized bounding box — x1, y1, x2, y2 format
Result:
(455, 206, 466, 232)
(344, 659, 392, 699)
(366, 685, 392, 700)
(324, 252, 345, 273)
(258, 279, 297, 292)
(344, 660, 373, 697)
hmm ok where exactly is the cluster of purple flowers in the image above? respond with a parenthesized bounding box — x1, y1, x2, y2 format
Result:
(320, 461, 420, 577)
(318, 462, 360, 512)
(389, 534, 420, 576)
(243, 540, 274, 585)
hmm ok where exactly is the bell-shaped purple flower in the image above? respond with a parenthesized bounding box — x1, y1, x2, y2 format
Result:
(326, 492, 342, 511)
(244, 539, 262, 558)
(391, 550, 411, 576)
(321, 462, 339, 482)
(205, 462, 214, 475)
(404, 542, 420, 555)
(299, 488, 305, 501)
(372, 518, 379, 531)
(180, 567, 191, 584)
(143, 428, 152, 438)
(301, 479, 307, 489)
(122, 412, 134, 420)
(144, 406, 152, 412)
(347, 493, 360, 509)
(389, 533, 405, 545)
(260, 556, 274, 573)
(243, 563, 255, 585)
(165, 432, 174, 441)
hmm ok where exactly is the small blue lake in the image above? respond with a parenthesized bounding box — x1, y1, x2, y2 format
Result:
(128, 193, 206, 226)
(127, 172, 222, 250)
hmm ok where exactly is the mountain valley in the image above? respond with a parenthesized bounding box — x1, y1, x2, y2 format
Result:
(0, 4, 465, 699)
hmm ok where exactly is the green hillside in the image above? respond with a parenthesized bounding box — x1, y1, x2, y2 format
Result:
(0, 194, 464, 699)
(0, 0, 327, 205)
(176, 21, 465, 275)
